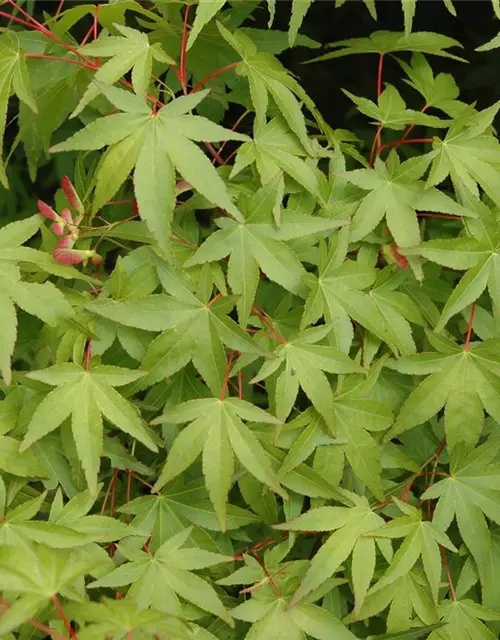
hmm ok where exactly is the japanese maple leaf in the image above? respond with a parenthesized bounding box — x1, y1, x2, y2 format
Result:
(20, 364, 157, 495)
(50, 86, 249, 251)
(404, 200, 500, 330)
(151, 396, 286, 530)
(343, 153, 473, 248)
(185, 173, 346, 326)
(87, 256, 270, 397)
(88, 527, 233, 624)
(386, 331, 500, 450)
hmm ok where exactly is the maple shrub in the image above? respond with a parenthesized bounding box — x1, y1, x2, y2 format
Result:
(2, 0, 500, 639)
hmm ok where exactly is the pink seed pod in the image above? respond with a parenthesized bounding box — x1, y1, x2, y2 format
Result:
(37, 200, 58, 221)
(91, 254, 102, 266)
(56, 235, 73, 249)
(61, 175, 84, 214)
(51, 222, 65, 236)
(53, 248, 94, 265)
(60, 209, 73, 224)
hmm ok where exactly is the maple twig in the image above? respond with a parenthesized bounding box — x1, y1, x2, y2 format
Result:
(401, 103, 429, 142)
(52, 595, 78, 640)
(213, 110, 250, 165)
(100, 470, 116, 515)
(191, 61, 239, 94)
(464, 303, 476, 352)
(416, 212, 462, 220)
(24, 53, 96, 70)
(369, 125, 383, 168)
(379, 137, 433, 153)
(93, 5, 99, 41)
(179, 2, 191, 94)
(251, 551, 282, 598)
(238, 370, 243, 399)
(441, 547, 457, 601)
(84, 340, 92, 370)
(55, 0, 65, 18)
(128, 470, 158, 493)
(251, 306, 287, 344)
(80, 23, 94, 47)
(110, 469, 118, 518)
(401, 439, 446, 502)
(0, 9, 37, 29)
(377, 52, 384, 98)
(220, 351, 237, 400)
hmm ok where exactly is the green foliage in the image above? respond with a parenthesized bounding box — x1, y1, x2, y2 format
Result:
(1, 1, 500, 639)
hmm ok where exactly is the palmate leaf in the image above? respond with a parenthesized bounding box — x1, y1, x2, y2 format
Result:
(0, 30, 37, 187)
(119, 480, 259, 547)
(308, 30, 465, 64)
(87, 256, 270, 396)
(222, 552, 357, 639)
(20, 364, 157, 495)
(185, 174, 346, 325)
(0, 543, 99, 636)
(251, 325, 363, 429)
(404, 200, 500, 329)
(420, 438, 500, 594)
(231, 117, 321, 198)
(302, 230, 422, 355)
(368, 498, 457, 604)
(71, 23, 174, 117)
(386, 335, 500, 450)
(343, 153, 473, 248)
(151, 396, 286, 530)
(352, 571, 440, 635)
(67, 598, 192, 640)
(274, 495, 386, 606)
(89, 526, 233, 624)
(217, 22, 313, 150)
(0, 216, 74, 386)
(50, 88, 249, 250)
(424, 101, 500, 207)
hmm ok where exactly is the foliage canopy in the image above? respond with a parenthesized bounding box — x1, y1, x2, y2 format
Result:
(1, 0, 500, 639)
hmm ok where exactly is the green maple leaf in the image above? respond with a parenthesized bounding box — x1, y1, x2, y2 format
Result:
(274, 494, 386, 606)
(0, 543, 99, 636)
(350, 571, 440, 635)
(0, 30, 37, 187)
(71, 23, 174, 117)
(368, 497, 457, 605)
(386, 333, 500, 450)
(308, 30, 465, 64)
(251, 324, 363, 429)
(67, 597, 192, 640)
(302, 230, 419, 354)
(433, 599, 500, 640)
(151, 396, 286, 530)
(50, 87, 249, 250)
(20, 364, 158, 494)
(420, 438, 500, 593)
(424, 101, 500, 207)
(343, 153, 473, 248)
(185, 174, 346, 326)
(344, 84, 451, 131)
(404, 200, 500, 329)
(119, 479, 259, 546)
(0, 490, 99, 550)
(89, 526, 233, 625)
(87, 257, 270, 396)
(220, 543, 357, 639)
(397, 53, 467, 117)
(231, 116, 322, 198)
(217, 22, 313, 151)
(0, 216, 75, 386)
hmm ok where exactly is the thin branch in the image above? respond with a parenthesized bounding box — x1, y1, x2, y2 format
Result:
(24, 53, 96, 70)
(441, 547, 457, 602)
(464, 303, 476, 352)
(51, 595, 78, 640)
(377, 52, 384, 99)
(191, 61, 239, 94)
